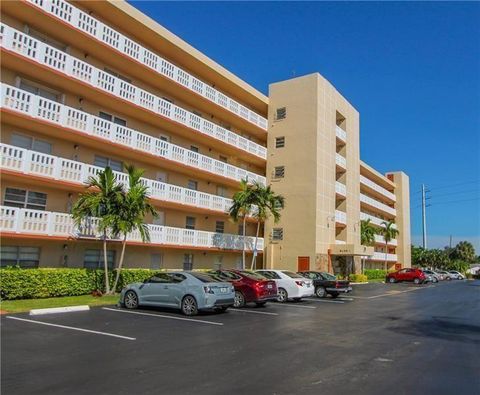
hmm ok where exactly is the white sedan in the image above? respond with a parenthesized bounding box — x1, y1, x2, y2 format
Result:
(256, 270, 314, 302)
(448, 271, 465, 280)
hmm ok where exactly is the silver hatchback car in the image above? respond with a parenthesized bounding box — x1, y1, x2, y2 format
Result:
(119, 271, 235, 316)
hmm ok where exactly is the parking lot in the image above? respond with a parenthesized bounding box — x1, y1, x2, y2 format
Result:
(2, 280, 479, 395)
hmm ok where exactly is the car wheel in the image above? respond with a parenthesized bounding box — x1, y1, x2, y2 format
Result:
(124, 290, 139, 309)
(413, 278, 421, 284)
(315, 287, 327, 298)
(234, 291, 246, 308)
(255, 301, 267, 307)
(388, 277, 396, 284)
(433, 278, 438, 283)
(330, 293, 339, 299)
(181, 295, 198, 316)
(277, 288, 288, 303)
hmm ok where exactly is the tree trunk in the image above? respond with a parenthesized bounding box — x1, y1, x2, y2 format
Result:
(250, 221, 261, 270)
(112, 235, 127, 293)
(384, 241, 388, 272)
(242, 216, 247, 270)
(103, 232, 110, 294)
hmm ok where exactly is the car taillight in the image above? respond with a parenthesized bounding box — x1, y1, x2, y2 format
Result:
(203, 286, 215, 294)
(295, 281, 305, 287)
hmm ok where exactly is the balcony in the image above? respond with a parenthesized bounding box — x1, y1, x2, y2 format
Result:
(360, 212, 397, 229)
(0, 206, 263, 252)
(335, 181, 346, 197)
(360, 193, 396, 216)
(335, 125, 346, 142)
(360, 175, 396, 201)
(374, 234, 398, 246)
(335, 153, 346, 169)
(20, 0, 267, 132)
(335, 210, 347, 225)
(369, 252, 397, 262)
(0, 23, 267, 160)
(1, 84, 266, 186)
(0, 143, 242, 216)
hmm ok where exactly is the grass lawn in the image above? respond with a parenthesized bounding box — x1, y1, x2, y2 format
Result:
(0, 294, 119, 313)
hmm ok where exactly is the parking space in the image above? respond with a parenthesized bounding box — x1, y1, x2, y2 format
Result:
(2, 280, 478, 395)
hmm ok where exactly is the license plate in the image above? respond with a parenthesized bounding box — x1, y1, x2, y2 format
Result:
(220, 287, 228, 293)
(267, 284, 273, 289)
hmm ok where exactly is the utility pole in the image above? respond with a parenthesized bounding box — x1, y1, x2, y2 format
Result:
(422, 184, 427, 249)
(449, 235, 452, 249)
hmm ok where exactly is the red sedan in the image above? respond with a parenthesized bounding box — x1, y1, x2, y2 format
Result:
(386, 268, 426, 284)
(208, 269, 278, 308)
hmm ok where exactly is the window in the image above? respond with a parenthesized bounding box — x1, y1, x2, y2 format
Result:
(190, 145, 199, 153)
(152, 211, 165, 226)
(99, 112, 127, 126)
(104, 67, 131, 83)
(150, 253, 163, 270)
(275, 136, 285, 148)
(19, 80, 60, 102)
(0, 246, 40, 268)
(275, 107, 286, 120)
(83, 249, 115, 269)
(183, 254, 194, 270)
(187, 180, 198, 190)
(4, 188, 47, 210)
(11, 133, 52, 154)
(219, 155, 228, 163)
(159, 135, 170, 142)
(259, 270, 281, 280)
(274, 166, 285, 179)
(186, 216, 196, 230)
(215, 221, 225, 234)
(162, 96, 174, 104)
(25, 26, 67, 51)
(170, 273, 187, 283)
(148, 273, 171, 283)
(272, 228, 284, 241)
(216, 185, 227, 197)
(238, 224, 244, 235)
(94, 155, 123, 172)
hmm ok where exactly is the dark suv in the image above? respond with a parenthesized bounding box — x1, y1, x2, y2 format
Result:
(298, 271, 352, 298)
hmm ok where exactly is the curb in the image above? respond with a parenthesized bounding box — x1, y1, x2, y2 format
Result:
(29, 305, 90, 316)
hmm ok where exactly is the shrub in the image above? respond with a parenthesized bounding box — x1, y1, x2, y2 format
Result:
(364, 269, 387, 280)
(349, 274, 368, 283)
(0, 268, 166, 300)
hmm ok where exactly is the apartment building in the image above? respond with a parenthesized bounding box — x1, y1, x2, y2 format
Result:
(0, 0, 268, 270)
(264, 74, 411, 273)
(0, 1, 410, 272)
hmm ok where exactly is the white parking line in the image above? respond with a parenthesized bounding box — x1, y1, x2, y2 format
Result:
(6, 316, 136, 341)
(230, 308, 279, 316)
(364, 287, 428, 299)
(102, 307, 224, 326)
(305, 299, 345, 304)
(273, 303, 317, 309)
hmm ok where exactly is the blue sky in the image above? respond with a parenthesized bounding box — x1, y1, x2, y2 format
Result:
(130, 1, 480, 251)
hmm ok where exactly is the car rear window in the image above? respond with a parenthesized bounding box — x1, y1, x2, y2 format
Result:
(320, 272, 336, 280)
(190, 272, 223, 283)
(282, 271, 304, 279)
(239, 270, 267, 281)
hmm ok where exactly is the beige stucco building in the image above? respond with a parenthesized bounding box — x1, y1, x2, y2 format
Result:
(0, 0, 410, 272)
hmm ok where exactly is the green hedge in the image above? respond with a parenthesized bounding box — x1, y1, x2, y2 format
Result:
(0, 268, 165, 300)
(348, 274, 368, 283)
(364, 269, 388, 280)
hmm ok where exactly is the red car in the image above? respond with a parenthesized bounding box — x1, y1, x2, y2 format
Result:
(386, 268, 426, 284)
(209, 269, 278, 308)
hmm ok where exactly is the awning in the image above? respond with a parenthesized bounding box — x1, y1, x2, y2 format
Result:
(329, 244, 374, 257)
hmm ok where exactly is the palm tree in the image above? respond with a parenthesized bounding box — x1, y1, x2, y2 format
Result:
(379, 220, 399, 271)
(229, 179, 255, 269)
(249, 183, 284, 270)
(72, 167, 124, 294)
(450, 241, 476, 263)
(360, 219, 376, 273)
(111, 165, 157, 292)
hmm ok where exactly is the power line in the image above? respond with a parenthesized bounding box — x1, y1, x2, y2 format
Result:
(430, 197, 480, 206)
(428, 179, 480, 192)
(431, 188, 479, 199)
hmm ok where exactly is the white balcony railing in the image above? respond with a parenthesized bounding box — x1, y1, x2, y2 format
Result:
(0, 206, 263, 251)
(335, 240, 346, 245)
(335, 181, 346, 196)
(22, 0, 268, 131)
(370, 252, 397, 262)
(335, 210, 347, 225)
(360, 175, 396, 201)
(0, 84, 266, 185)
(360, 212, 397, 229)
(360, 194, 396, 216)
(374, 234, 398, 246)
(0, 23, 267, 160)
(335, 125, 346, 142)
(0, 143, 237, 215)
(335, 153, 346, 168)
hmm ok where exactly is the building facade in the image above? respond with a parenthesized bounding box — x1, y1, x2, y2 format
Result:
(0, 0, 410, 272)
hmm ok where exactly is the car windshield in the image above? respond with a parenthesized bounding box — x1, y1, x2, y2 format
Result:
(282, 271, 304, 279)
(320, 272, 337, 280)
(239, 270, 267, 281)
(190, 272, 223, 283)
